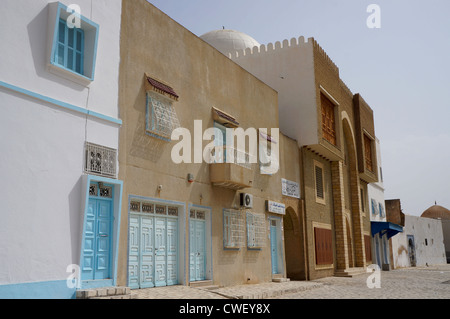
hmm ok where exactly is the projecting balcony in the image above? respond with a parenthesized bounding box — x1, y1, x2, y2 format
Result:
(209, 147, 254, 190)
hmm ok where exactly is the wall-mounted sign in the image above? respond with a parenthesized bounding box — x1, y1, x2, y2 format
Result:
(281, 178, 300, 199)
(266, 200, 286, 215)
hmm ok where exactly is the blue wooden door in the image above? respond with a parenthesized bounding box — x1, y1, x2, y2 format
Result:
(82, 198, 112, 281)
(270, 220, 278, 275)
(190, 215, 206, 282)
(128, 203, 179, 289)
(128, 215, 156, 289)
(166, 218, 178, 285)
(154, 217, 167, 287)
(140, 216, 155, 288)
(128, 215, 140, 289)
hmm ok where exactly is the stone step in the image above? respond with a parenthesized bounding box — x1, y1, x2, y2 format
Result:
(76, 286, 134, 299)
(272, 277, 291, 283)
(334, 267, 366, 277)
(189, 280, 215, 288)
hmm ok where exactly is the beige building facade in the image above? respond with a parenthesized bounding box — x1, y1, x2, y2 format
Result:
(203, 30, 379, 280)
(117, 0, 300, 289)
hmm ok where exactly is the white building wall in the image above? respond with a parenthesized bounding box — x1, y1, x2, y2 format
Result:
(442, 220, 450, 263)
(230, 38, 318, 148)
(367, 138, 392, 269)
(391, 215, 446, 268)
(0, 0, 122, 298)
(368, 138, 386, 221)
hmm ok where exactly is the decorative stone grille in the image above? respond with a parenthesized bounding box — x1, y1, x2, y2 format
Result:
(85, 142, 117, 178)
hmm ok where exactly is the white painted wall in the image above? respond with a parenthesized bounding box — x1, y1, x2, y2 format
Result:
(442, 220, 450, 263)
(391, 215, 446, 268)
(230, 38, 318, 148)
(0, 0, 121, 120)
(368, 138, 386, 222)
(0, 0, 122, 287)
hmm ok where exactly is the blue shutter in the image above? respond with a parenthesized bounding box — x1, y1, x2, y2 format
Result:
(55, 19, 84, 75)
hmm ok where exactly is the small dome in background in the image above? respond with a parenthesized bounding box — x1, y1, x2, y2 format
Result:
(421, 204, 450, 220)
(200, 29, 261, 55)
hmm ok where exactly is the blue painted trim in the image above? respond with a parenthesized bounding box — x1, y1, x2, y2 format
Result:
(80, 175, 123, 289)
(188, 204, 213, 283)
(269, 215, 284, 275)
(0, 280, 76, 299)
(0, 80, 122, 125)
(52, 2, 100, 81)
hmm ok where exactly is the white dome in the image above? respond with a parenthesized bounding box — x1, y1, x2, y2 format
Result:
(200, 29, 261, 55)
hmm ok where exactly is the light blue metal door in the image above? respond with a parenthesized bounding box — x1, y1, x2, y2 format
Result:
(154, 217, 167, 287)
(82, 198, 113, 281)
(190, 217, 206, 282)
(129, 215, 156, 288)
(140, 216, 155, 288)
(270, 220, 278, 274)
(166, 218, 178, 285)
(128, 215, 140, 289)
(129, 203, 179, 289)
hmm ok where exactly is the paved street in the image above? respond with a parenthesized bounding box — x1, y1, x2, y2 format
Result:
(275, 264, 450, 299)
(131, 264, 450, 300)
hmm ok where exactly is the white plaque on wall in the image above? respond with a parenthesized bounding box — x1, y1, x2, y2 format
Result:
(266, 200, 286, 215)
(281, 178, 300, 199)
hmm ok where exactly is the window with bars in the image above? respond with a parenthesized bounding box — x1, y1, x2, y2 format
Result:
(314, 162, 325, 204)
(223, 209, 245, 249)
(321, 93, 337, 146)
(84, 142, 117, 178)
(360, 188, 365, 212)
(314, 227, 333, 265)
(55, 19, 84, 75)
(146, 93, 180, 141)
(246, 212, 266, 249)
(364, 134, 374, 172)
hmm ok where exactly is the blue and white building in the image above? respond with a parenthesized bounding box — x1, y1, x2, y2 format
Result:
(0, 0, 123, 298)
(367, 138, 402, 270)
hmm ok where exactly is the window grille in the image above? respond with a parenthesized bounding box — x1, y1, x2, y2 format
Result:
(364, 135, 374, 172)
(85, 142, 117, 178)
(223, 209, 245, 249)
(168, 207, 179, 216)
(315, 165, 324, 200)
(247, 212, 267, 249)
(146, 93, 180, 141)
(321, 93, 337, 146)
(142, 203, 154, 214)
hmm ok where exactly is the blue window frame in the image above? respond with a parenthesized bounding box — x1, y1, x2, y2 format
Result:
(48, 2, 99, 83)
(371, 199, 379, 216)
(55, 19, 84, 75)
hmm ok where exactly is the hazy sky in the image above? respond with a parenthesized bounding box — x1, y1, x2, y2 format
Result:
(148, 0, 450, 216)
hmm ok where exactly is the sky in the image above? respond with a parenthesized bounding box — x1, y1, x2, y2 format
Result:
(147, 0, 450, 216)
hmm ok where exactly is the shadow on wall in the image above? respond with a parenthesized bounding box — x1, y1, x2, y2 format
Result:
(27, 5, 85, 92)
(129, 83, 168, 163)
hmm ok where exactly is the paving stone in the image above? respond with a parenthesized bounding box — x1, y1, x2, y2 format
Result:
(128, 265, 450, 300)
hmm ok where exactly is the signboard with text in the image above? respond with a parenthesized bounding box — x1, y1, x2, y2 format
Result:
(266, 200, 286, 215)
(281, 178, 300, 199)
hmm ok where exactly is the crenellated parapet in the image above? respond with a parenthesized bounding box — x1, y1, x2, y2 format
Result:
(229, 36, 311, 58)
(229, 35, 339, 74)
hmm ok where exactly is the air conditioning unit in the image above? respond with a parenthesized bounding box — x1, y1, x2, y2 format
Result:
(240, 193, 253, 208)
